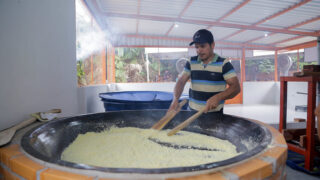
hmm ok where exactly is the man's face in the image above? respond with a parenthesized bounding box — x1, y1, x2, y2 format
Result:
(195, 42, 214, 61)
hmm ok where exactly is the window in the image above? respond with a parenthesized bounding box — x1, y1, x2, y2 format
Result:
(115, 48, 147, 83)
(114, 47, 189, 83)
(76, 0, 107, 86)
(245, 56, 275, 81)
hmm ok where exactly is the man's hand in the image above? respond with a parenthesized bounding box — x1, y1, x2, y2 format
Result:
(168, 100, 179, 113)
(205, 96, 220, 113)
(204, 76, 240, 113)
(168, 73, 190, 114)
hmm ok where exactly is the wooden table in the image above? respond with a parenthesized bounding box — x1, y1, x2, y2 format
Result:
(279, 75, 320, 170)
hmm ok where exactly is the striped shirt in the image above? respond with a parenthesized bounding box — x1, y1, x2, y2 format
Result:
(183, 53, 237, 112)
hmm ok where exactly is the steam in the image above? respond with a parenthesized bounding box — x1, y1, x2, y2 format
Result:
(76, 0, 110, 61)
(76, 30, 107, 61)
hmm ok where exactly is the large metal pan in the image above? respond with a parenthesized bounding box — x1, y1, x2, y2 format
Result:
(21, 110, 271, 174)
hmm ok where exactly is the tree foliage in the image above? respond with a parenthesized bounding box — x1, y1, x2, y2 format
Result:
(115, 48, 147, 83)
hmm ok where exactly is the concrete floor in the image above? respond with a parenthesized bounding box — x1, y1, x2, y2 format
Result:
(225, 104, 319, 180)
(286, 165, 319, 180)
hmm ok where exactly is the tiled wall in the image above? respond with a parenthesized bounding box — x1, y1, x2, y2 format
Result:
(0, 145, 95, 180)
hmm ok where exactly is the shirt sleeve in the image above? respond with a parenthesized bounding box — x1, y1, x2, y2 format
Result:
(182, 60, 191, 76)
(222, 60, 237, 80)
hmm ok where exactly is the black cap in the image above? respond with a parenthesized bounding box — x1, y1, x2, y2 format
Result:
(189, 29, 214, 46)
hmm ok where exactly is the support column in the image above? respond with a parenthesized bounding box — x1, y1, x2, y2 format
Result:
(241, 48, 246, 82)
(274, 50, 278, 81)
(101, 48, 106, 84)
(318, 37, 320, 66)
(146, 53, 150, 82)
(317, 37, 320, 104)
(297, 49, 300, 71)
(107, 46, 115, 83)
(240, 48, 246, 104)
(90, 55, 93, 84)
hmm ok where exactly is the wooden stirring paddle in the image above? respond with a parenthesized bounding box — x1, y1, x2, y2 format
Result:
(0, 109, 61, 146)
(167, 107, 205, 136)
(151, 99, 187, 130)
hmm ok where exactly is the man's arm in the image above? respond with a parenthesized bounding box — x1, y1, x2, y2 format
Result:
(205, 76, 241, 113)
(168, 73, 190, 112)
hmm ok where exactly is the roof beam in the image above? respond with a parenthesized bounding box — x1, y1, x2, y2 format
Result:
(222, 0, 312, 40)
(212, 0, 250, 24)
(104, 12, 319, 37)
(122, 34, 277, 50)
(254, 0, 312, 25)
(271, 35, 305, 45)
(245, 33, 276, 44)
(165, 0, 194, 36)
(207, 0, 251, 30)
(114, 45, 274, 50)
(278, 40, 317, 51)
(288, 16, 320, 29)
(245, 16, 320, 44)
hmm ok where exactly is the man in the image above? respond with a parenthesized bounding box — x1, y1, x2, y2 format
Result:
(168, 29, 240, 114)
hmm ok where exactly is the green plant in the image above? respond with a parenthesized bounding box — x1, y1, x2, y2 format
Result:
(246, 58, 274, 73)
(77, 60, 86, 86)
(299, 61, 318, 70)
(115, 55, 127, 83)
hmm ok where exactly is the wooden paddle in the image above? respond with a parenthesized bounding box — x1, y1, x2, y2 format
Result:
(0, 109, 61, 146)
(167, 107, 205, 136)
(151, 99, 187, 130)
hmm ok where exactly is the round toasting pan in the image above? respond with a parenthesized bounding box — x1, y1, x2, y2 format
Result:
(21, 110, 271, 174)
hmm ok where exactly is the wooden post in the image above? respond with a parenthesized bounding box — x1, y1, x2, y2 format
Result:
(305, 77, 317, 170)
(101, 48, 106, 84)
(279, 77, 287, 130)
(106, 45, 115, 83)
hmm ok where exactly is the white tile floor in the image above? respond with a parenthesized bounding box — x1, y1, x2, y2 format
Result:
(224, 104, 307, 124)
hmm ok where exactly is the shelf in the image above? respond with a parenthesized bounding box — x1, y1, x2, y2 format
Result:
(279, 75, 320, 171)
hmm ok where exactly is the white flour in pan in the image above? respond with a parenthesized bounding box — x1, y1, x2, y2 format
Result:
(61, 127, 240, 168)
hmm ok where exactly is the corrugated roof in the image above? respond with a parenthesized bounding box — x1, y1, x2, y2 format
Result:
(84, 0, 320, 50)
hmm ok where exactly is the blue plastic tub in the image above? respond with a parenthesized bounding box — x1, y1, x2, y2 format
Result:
(99, 91, 188, 111)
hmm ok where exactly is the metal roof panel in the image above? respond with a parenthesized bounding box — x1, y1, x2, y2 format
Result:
(276, 36, 316, 47)
(293, 20, 320, 32)
(253, 34, 296, 44)
(260, 1, 320, 28)
(169, 23, 207, 37)
(138, 20, 172, 36)
(97, 0, 137, 14)
(227, 30, 266, 42)
(209, 26, 241, 40)
(140, 0, 188, 18)
(106, 17, 136, 34)
(182, 0, 243, 21)
(223, 0, 300, 24)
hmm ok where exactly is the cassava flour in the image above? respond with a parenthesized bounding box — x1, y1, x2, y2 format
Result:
(61, 127, 240, 168)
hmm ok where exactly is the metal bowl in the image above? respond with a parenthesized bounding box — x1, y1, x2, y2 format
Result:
(21, 110, 271, 174)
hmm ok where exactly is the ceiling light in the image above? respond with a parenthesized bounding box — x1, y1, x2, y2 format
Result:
(174, 23, 179, 28)
(264, 33, 268, 37)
